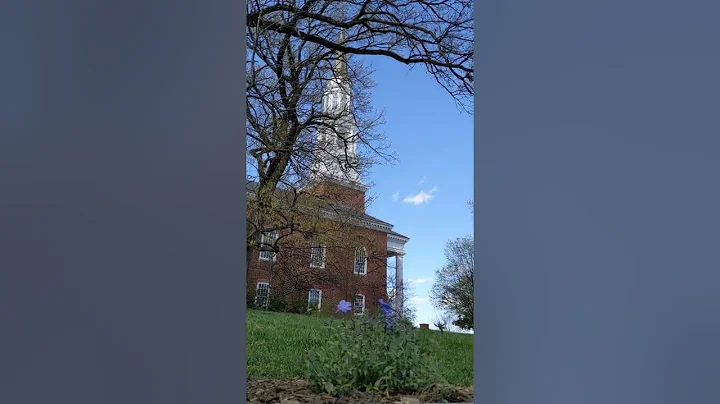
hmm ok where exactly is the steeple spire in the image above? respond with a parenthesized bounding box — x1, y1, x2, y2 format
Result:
(323, 28, 352, 116)
(333, 29, 349, 81)
(308, 27, 364, 188)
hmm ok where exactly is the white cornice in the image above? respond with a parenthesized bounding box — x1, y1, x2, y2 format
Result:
(388, 233, 409, 244)
(319, 208, 408, 240)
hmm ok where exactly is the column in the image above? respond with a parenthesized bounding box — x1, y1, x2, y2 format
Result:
(395, 253, 404, 313)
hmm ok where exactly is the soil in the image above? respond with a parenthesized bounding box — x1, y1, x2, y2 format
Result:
(247, 378, 474, 404)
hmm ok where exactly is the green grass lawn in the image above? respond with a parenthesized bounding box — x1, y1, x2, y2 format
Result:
(246, 309, 474, 387)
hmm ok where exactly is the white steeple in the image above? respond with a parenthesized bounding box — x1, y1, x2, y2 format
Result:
(309, 30, 364, 188)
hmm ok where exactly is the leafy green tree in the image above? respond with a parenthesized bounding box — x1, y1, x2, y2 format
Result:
(431, 236, 474, 330)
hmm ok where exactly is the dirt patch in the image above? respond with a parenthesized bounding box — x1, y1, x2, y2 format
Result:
(247, 378, 474, 403)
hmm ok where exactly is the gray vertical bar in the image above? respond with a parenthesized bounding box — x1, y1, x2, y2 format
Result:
(0, 0, 246, 403)
(475, 0, 720, 403)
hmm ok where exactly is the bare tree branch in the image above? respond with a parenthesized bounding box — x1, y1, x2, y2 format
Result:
(246, 0, 467, 294)
(247, 0, 474, 110)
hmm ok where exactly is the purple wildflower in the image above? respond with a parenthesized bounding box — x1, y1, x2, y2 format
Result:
(378, 298, 393, 316)
(336, 300, 352, 313)
(378, 298, 396, 329)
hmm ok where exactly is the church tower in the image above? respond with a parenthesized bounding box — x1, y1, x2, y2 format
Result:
(308, 31, 369, 211)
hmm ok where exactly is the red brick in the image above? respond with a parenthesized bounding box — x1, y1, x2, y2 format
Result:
(248, 181, 389, 316)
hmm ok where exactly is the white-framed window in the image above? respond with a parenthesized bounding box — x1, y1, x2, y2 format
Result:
(258, 231, 277, 261)
(309, 245, 326, 269)
(308, 289, 322, 311)
(353, 247, 367, 275)
(354, 294, 365, 315)
(255, 282, 270, 307)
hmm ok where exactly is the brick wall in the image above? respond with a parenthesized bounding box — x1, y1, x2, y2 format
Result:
(306, 181, 366, 212)
(247, 222, 388, 316)
(248, 178, 391, 315)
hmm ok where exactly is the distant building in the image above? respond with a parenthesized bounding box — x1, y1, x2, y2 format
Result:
(247, 45, 408, 316)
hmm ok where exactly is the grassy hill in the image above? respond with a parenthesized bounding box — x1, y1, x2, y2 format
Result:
(246, 309, 474, 386)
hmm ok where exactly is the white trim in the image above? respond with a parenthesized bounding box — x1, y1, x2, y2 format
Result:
(387, 247, 405, 256)
(354, 294, 365, 315)
(387, 237, 408, 255)
(255, 282, 270, 307)
(354, 247, 367, 275)
(388, 233, 409, 243)
(394, 254, 404, 313)
(319, 208, 410, 242)
(309, 245, 326, 269)
(308, 289, 322, 311)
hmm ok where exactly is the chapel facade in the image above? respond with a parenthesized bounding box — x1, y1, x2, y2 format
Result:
(246, 43, 408, 316)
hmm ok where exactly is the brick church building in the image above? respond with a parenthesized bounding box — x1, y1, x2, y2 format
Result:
(247, 46, 408, 316)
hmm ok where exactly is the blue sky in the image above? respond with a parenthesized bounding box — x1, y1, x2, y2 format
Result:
(247, 55, 473, 328)
(359, 56, 473, 328)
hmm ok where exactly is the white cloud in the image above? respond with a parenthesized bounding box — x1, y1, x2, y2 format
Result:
(402, 186, 438, 205)
(417, 176, 426, 186)
(410, 296, 431, 304)
(415, 306, 423, 312)
(409, 277, 433, 284)
(392, 192, 399, 202)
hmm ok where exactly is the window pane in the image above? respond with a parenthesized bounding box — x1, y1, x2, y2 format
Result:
(310, 246, 325, 268)
(255, 283, 270, 307)
(354, 248, 366, 274)
(308, 289, 321, 310)
(354, 295, 364, 313)
(259, 231, 277, 261)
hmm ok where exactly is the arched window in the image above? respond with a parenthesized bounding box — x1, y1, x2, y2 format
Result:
(354, 247, 367, 275)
